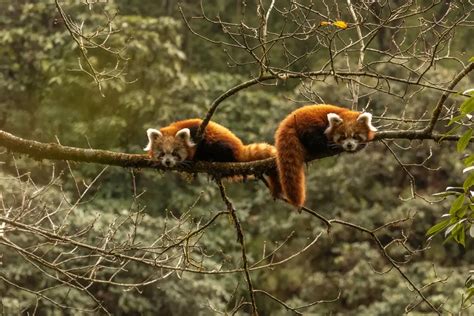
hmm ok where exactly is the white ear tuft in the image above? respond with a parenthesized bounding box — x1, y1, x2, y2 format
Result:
(176, 128, 196, 147)
(144, 128, 162, 151)
(327, 113, 343, 124)
(324, 113, 343, 134)
(357, 112, 377, 132)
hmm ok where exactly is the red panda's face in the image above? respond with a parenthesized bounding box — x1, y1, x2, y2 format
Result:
(324, 112, 377, 152)
(144, 128, 195, 167)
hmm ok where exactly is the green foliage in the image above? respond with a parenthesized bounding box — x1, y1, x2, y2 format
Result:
(0, 168, 238, 315)
(1, 1, 473, 314)
(427, 85, 474, 304)
(428, 92, 474, 244)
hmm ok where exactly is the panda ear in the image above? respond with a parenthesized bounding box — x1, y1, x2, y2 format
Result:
(175, 128, 196, 147)
(144, 128, 162, 151)
(324, 113, 343, 134)
(357, 112, 377, 132)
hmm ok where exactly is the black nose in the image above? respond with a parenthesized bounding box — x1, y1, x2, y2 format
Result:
(163, 160, 171, 167)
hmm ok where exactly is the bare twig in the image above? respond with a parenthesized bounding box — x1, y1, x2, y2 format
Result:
(425, 62, 474, 133)
(217, 180, 258, 315)
(329, 218, 441, 314)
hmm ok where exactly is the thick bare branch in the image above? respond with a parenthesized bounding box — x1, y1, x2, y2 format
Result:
(0, 128, 471, 179)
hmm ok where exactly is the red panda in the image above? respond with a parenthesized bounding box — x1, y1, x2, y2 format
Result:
(144, 119, 281, 194)
(274, 104, 377, 209)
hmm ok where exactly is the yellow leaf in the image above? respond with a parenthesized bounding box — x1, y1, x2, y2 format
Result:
(333, 20, 348, 29)
(320, 21, 331, 26)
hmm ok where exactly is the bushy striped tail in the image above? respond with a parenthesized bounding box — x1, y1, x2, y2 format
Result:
(275, 127, 306, 208)
(239, 143, 276, 162)
(238, 143, 282, 199)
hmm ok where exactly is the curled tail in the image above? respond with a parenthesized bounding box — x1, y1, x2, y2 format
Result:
(238, 143, 282, 199)
(275, 127, 306, 208)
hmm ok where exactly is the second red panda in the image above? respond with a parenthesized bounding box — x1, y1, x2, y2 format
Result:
(144, 119, 281, 194)
(274, 104, 377, 208)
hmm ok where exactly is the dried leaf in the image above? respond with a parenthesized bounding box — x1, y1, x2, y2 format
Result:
(333, 20, 348, 29)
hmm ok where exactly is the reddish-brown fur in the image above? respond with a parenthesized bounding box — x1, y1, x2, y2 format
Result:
(274, 105, 376, 208)
(147, 119, 281, 194)
(153, 119, 241, 161)
(149, 119, 277, 161)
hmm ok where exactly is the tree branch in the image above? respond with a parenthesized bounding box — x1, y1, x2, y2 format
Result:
(0, 129, 275, 178)
(329, 218, 442, 314)
(0, 129, 471, 179)
(425, 62, 474, 133)
(217, 180, 258, 315)
(194, 70, 469, 143)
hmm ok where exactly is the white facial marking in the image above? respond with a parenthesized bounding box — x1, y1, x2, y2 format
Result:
(357, 112, 377, 132)
(144, 128, 162, 151)
(324, 113, 344, 134)
(161, 154, 177, 167)
(341, 138, 359, 152)
(175, 128, 196, 147)
(156, 146, 188, 167)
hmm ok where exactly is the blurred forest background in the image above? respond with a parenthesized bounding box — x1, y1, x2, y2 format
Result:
(0, 0, 473, 315)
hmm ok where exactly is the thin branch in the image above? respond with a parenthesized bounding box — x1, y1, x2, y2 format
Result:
(425, 62, 474, 133)
(0, 273, 98, 313)
(329, 218, 441, 314)
(254, 289, 302, 315)
(194, 69, 469, 143)
(217, 180, 258, 315)
(346, 0, 365, 108)
(195, 77, 265, 142)
(55, 0, 103, 95)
